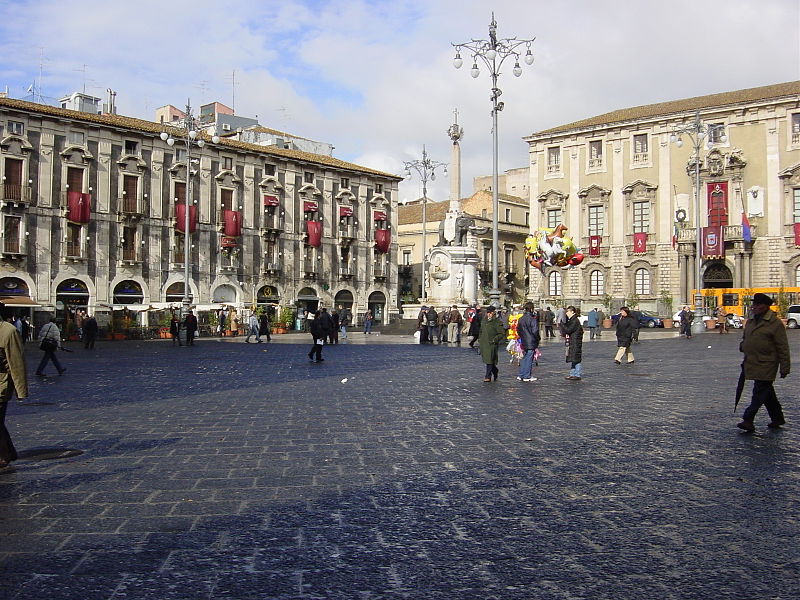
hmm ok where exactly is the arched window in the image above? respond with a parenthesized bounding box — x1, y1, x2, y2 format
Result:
(589, 270, 604, 296)
(796, 264, 800, 287)
(634, 268, 651, 295)
(548, 271, 562, 296)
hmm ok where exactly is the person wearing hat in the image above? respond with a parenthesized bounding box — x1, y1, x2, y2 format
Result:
(0, 303, 28, 468)
(737, 293, 791, 432)
(477, 305, 506, 382)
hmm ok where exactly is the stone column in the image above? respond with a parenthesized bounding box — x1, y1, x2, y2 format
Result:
(447, 114, 463, 211)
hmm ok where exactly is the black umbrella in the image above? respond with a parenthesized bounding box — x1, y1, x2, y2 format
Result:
(734, 362, 746, 414)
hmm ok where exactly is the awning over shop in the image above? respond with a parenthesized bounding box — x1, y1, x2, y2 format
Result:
(192, 303, 225, 311)
(0, 295, 40, 307)
(97, 303, 152, 312)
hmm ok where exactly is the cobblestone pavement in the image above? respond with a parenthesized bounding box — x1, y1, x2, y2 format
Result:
(1, 330, 798, 599)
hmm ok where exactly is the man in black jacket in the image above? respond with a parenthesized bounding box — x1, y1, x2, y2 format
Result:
(516, 302, 540, 382)
(308, 309, 332, 362)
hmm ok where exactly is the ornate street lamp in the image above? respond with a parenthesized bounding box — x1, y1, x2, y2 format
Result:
(160, 102, 220, 328)
(403, 145, 447, 303)
(453, 14, 535, 307)
(669, 110, 727, 332)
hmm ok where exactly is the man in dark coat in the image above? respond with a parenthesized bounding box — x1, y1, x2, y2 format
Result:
(543, 307, 556, 338)
(83, 314, 99, 349)
(614, 307, 637, 364)
(516, 302, 540, 382)
(563, 306, 584, 380)
(259, 313, 271, 342)
(737, 293, 791, 431)
(183, 310, 198, 345)
(426, 307, 439, 344)
(308, 310, 329, 362)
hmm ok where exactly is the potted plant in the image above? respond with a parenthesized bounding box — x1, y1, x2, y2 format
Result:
(158, 311, 172, 339)
(274, 306, 294, 334)
(601, 294, 613, 328)
(659, 289, 674, 328)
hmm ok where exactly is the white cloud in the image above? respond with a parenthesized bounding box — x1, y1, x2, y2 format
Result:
(1, 0, 797, 205)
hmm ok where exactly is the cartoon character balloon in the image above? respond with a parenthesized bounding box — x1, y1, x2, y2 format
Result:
(525, 224, 585, 272)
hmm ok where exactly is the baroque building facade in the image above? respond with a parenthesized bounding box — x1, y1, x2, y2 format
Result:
(0, 97, 400, 330)
(522, 81, 800, 312)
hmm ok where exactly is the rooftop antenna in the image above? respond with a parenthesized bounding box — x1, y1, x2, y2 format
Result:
(36, 47, 49, 103)
(193, 80, 209, 100)
(73, 63, 89, 94)
(226, 69, 238, 114)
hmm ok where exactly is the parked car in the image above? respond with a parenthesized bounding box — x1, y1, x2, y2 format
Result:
(787, 305, 800, 329)
(611, 310, 663, 328)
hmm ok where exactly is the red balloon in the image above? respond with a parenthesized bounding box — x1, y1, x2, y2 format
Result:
(568, 253, 584, 265)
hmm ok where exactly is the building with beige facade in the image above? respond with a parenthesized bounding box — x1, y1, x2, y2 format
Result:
(397, 189, 530, 307)
(518, 81, 800, 313)
(0, 96, 401, 333)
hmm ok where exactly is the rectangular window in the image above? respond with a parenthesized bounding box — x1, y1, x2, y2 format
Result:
(588, 140, 603, 168)
(481, 209, 487, 218)
(220, 189, 233, 211)
(264, 164, 276, 176)
(482, 245, 491, 268)
(504, 208, 511, 221)
(341, 177, 350, 189)
(794, 188, 800, 223)
(402, 250, 411, 265)
(66, 223, 82, 257)
(174, 231, 185, 264)
(8, 121, 24, 136)
(792, 114, 800, 145)
(122, 175, 138, 212)
(633, 134, 649, 163)
(265, 238, 277, 263)
(124, 140, 139, 155)
(175, 148, 187, 162)
(525, 211, 529, 226)
(633, 201, 650, 233)
(504, 248, 513, 271)
(708, 123, 725, 144)
(122, 226, 137, 261)
(68, 131, 85, 145)
(174, 182, 186, 203)
(375, 183, 383, 194)
(3, 216, 20, 253)
(223, 157, 233, 170)
(547, 208, 562, 229)
(304, 172, 315, 184)
(67, 167, 83, 192)
(547, 147, 560, 173)
(4, 158, 23, 201)
(588, 205, 604, 236)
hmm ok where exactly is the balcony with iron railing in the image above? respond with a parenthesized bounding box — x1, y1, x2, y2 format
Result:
(303, 260, 317, 278)
(677, 224, 758, 244)
(339, 225, 357, 241)
(546, 163, 561, 175)
(262, 213, 284, 234)
(339, 263, 354, 278)
(398, 264, 413, 277)
(65, 239, 84, 260)
(119, 194, 142, 217)
(587, 157, 603, 170)
(1, 184, 32, 204)
(263, 260, 282, 274)
(373, 263, 387, 279)
(2, 234, 24, 257)
(632, 152, 649, 165)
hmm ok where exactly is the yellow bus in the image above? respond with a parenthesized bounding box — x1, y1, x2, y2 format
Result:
(691, 287, 800, 317)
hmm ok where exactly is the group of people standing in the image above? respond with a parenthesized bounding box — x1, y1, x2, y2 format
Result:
(169, 311, 198, 346)
(307, 305, 355, 362)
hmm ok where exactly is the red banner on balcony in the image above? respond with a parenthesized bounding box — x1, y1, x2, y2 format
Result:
(306, 220, 322, 247)
(589, 235, 601, 256)
(794, 223, 800, 248)
(221, 236, 238, 248)
(67, 192, 91, 223)
(303, 201, 318, 212)
(702, 225, 725, 259)
(263, 194, 280, 206)
(223, 210, 242, 237)
(175, 203, 197, 233)
(339, 206, 353, 217)
(632, 232, 647, 253)
(373, 210, 387, 221)
(374, 228, 391, 253)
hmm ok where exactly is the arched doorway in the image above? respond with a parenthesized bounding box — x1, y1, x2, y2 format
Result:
(212, 284, 237, 304)
(0, 277, 29, 297)
(56, 278, 90, 334)
(368, 291, 386, 325)
(333, 289, 354, 309)
(703, 261, 733, 289)
(257, 285, 280, 319)
(0, 277, 38, 321)
(113, 280, 144, 304)
(296, 287, 319, 314)
(165, 282, 186, 304)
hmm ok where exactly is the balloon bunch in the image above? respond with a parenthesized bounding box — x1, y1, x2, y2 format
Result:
(525, 224, 585, 272)
(506, 313, 524, 362)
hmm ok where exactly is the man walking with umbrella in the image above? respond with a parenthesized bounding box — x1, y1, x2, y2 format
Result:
(736, 293, 791, 432)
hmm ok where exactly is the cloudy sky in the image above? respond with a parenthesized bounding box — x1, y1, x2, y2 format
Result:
(1, 0, 798, 203)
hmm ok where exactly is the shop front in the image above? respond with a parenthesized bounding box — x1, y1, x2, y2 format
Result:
(296, 287, 319, 331)
(368, 291, 386, 326)
(55, 278, 90, 334)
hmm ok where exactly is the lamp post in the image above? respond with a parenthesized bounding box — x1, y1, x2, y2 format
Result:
(453, 14, 535, 307)
(669, 111, 727, 332)
(403, 145, 447, 303)
(160, 102, 219, 326)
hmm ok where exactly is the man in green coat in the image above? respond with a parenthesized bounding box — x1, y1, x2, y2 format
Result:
(737, 293, 791, 432)
(478, 306, 506, 382)
(0, 304, 29, 468)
